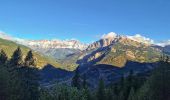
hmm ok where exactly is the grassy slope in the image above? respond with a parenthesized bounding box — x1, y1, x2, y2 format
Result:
(0, 38, 63, 69)
(98, 43, 161, 67)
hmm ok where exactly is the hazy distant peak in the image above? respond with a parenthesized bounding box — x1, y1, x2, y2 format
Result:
(27, 39, 88, 50)
(0, 32, 12, 40)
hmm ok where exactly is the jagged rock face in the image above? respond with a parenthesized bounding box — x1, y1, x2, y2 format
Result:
(27, 40, 88, 50)
(126, 50, 136, 59)
(77, 36, 161, 68)
(86, 35, 150, 51)
(87, 37, 119, 50)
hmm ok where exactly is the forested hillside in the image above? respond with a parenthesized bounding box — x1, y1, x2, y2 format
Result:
(0, 47, 169, 100)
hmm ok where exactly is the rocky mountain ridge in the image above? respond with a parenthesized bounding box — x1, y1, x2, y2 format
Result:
(87, 33, 152, 51)
(27, 39, 88, 50)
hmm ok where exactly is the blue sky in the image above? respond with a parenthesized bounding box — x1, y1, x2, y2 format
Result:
(0, 0, 170, 43)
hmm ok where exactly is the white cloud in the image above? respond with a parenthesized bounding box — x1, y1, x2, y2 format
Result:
(155, 40, 170, 47)
(101, 32, 117, 39)
(127, 34, 154, 44)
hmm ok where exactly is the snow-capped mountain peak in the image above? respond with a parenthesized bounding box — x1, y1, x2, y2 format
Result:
(27, 39, 88, 50)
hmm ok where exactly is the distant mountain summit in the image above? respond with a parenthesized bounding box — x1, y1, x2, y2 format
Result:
(64, 32, 161, 68)
(27, 39, 88, 50)
(87, 32, 153, 50)
(0, 31, 169, 71)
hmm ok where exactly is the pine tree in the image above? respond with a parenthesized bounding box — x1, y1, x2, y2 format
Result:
(0, 49, 8, 64)
(106, 89, 113, 100)
(10, 47, 23, 66)
(136, 56, 170, 100)
(112, 83, 119, 100)
(0, 50, 9, 99)
(96, 78, 105, 100)
(24, 50, 36, 67)
(128, 87, 135, 100)
(135, 82, 150, 100)
(117, 75, 126, 100)
(39, 88, 53, 100)
(20, 50, 39, 100)
(0, 64, 10, 100)
(82, 87, 92, 100)
(120, 75, 125, 91)
(148, 59, 170, 100)
(72, 68, 81, 89)
(8, 47, 24, 100)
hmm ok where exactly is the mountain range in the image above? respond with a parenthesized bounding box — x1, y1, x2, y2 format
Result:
(0, 32, 170, 87)
(0, 32, 169, 70)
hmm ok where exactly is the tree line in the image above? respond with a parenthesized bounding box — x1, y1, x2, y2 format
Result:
(0, 47, 170, 100)
(41, 56, 170, 100)
(0, 47, 39, 100)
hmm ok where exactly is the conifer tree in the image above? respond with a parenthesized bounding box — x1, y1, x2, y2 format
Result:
(148, 58, 170, 100)
(112, 83, 119, 100)
(0, 64, 10, 100)
(106, 89, 113, 100)
(10, 47, 23, 66)
(128, 87, 135, 100)
(82, 87, 92, 100)
(136, 56, 170, 100)
(8, 47, 23, 100)
(20, 50, 39, 100)
(96, 78, 105, 100)
(72, 67, 81, 89)
(24, 50, 36, 67)
(0, 49, 8, 64)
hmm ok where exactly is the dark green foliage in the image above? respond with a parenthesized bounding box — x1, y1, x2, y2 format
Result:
(128, 88, 135, 100)
(10, 47, 23, 66)
(0, 64, 10, 100)
(0, 46, 170, 100)
(0, 48, 40, 100)
(8, 47, 24, 100)
(105, 89, 113, 100)
(19, 67, 40, 100)
(24, 50, 36, 67)
(20, 50, 39, 100)
(82, 88, 92, 100)
(96, 79, 105, 100)
(134, 56, 170, 100)
(72, 68, 81, 89)
(82, 74, 87, 89)
(39, 88, 54, 100)
(0, 49, 8, 64)
(34, 56, 170, 100)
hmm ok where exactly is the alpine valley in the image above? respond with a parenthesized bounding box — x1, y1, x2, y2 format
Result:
(0, 32, 170, 87)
